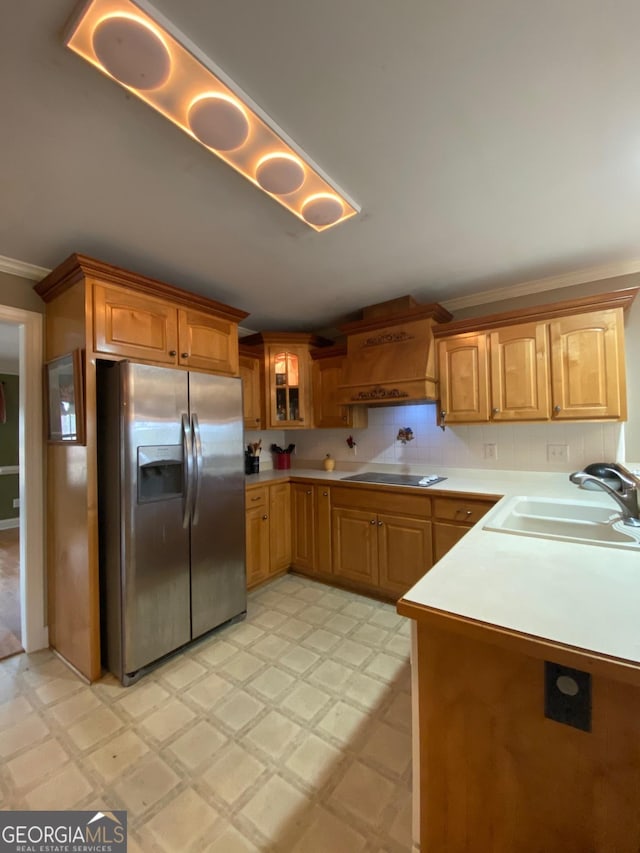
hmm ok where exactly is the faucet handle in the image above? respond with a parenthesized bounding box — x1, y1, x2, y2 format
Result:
(600, 464, 639, 489)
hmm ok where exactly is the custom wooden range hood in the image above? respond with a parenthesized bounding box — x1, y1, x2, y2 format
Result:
(337, 295, 452, 405)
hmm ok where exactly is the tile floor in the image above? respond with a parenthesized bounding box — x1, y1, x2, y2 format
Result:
(0, 574, 413, 852)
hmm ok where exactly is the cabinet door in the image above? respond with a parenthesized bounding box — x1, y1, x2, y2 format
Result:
(291, 484, 316, 571)
(246, 505, 270, 588)
(438, 334, 490, 423)
(315, 486, 332, 574)
(331, 506, 378, 586)
(178, 308, 238, 375)
(550, 309, 625, 420)
(378, 513, 432, 597)
(239, 355, 263, 429)
(433, 521, 470, 563)
(269, 483, 291, 574)
(312, 356, 367, 429)
(267, 345, 312, 428)
(94, 283, 178, 364)
(490, 323, 549, 421)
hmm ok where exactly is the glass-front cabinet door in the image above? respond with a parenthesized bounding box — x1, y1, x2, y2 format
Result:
(268, 345, 309, 427)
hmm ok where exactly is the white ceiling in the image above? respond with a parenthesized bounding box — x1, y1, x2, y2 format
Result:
(3, 1, 640, 330)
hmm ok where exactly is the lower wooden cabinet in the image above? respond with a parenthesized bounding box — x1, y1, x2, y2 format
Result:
(432, 495, 497, 563)
(331, 487, 433, 598)
(245, 483, 291, 588)
(291, 483, 332, 575)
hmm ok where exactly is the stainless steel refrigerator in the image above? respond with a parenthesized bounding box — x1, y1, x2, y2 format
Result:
(97, 361, 246, 685)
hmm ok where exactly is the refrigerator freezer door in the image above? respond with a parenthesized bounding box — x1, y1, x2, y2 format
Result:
(122, 363, 192, 675)
(189, 372, 246, 637)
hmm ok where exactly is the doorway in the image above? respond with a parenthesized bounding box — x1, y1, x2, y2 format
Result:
(0, 305, 46, 654)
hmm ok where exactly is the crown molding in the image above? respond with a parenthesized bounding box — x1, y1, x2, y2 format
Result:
(441, 259, 640, 311)
(0, 255, 50, 282)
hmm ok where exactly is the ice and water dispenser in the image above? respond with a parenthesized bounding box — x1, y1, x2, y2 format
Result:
(137, 446, 183, 503)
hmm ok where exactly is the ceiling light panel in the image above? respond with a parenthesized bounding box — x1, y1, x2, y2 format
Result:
(65, 0, 360, 231)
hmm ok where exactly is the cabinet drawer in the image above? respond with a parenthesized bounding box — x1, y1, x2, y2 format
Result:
(246, 486, 268, 509)
(331, 486, 431, 518)
(433, 497, 496, 524)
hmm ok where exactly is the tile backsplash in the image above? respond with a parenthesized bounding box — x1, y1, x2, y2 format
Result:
(277, 404, 624, 473)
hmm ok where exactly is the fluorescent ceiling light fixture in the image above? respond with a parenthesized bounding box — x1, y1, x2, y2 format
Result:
(65, 0, 360, 231)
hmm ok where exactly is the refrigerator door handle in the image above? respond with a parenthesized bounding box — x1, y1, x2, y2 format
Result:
(191, 412, 204, 525)
(182, 413, 194, 528)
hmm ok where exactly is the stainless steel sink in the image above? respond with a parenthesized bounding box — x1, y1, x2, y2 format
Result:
(483, 496, 640, 549)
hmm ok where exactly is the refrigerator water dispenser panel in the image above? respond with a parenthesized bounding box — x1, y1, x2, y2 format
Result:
(138, 445, 183, 503)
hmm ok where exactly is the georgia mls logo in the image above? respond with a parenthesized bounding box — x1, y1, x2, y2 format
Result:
(0, 810, 127, 852)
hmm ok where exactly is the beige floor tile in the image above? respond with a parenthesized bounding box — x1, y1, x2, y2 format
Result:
(114, 755, 181, 814)
(298, 604, 333, 625)
(250, 609, 289, 631)
(7, 737, 69, 790)
(383, 691, 412, 730)
(330, 638, 373, 667)
(202, 743, 266, 804)
(50, 688, 103, 726)
(248, 665, 295, 700)
(227, 622, 265, 647)
(24, 762, 93, 810)
(309, 659, 354, 692)
(116, 682, 170, 719)
(294, 585, 327, 603)
(185, 671, 232, 709)
(0, 713, 49, 758)
(317, 701, 370, 745)
(365, 653, 409, 683)
(240, 773, 311, 845)
(341, 601, 375, 620)
(139, 698, 196, 742)
(277, 616, 313, 640)
(281, 682, 331, 722)
(278, 645, 319, 675)
(67, 706, 123, 751)
(292, 805, 367, 853)
(87, 729, 150, 782)
(34, 676, 84, 705)
(324, 613, 358, 635)
(302, 628, 341, 653)
(388, 789, 414, 848)
(252, 634, 291, 661)
(205, 826, 257, 853)
(330, 760, 397, 827)
(160, 658, 207, 690)
(316, 591, 349, 611)
(360, 720, 412, 775)
(273, 597, 308, 616)
(0, 695, 33, 727)
(385, 633, 411, 657)
(245, 710, 302, 761)
(220, 650, 265, 682)
(145, 787, 219, 852)
(212, 690, 265, 732)
(344, 672, 392, 711)
(167, 720, 227, 770)
(285, 734, 343, 788)
(351, 623, 391, 647)
(195, 639, 237, 667)
(370, 608, 405, 630)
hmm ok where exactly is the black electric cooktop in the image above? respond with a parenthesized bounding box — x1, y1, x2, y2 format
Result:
(340, 472, 447, 487)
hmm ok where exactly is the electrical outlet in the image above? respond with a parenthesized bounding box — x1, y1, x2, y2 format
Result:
(547, 443, 569, 462)
(483, 443, 497, 460)
(12, 498, 19, 509)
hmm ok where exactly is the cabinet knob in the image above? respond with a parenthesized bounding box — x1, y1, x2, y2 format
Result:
(169, 350, 177, 357)
(492, 407, 500, 414)
(370, 519, 376, 525)
(554, 405, 561, 414)
(306, 490, 312, 495)
(181, 352, 189, 359)
(342, 416, 347, 422)
(439, 410, 447, 431)
(378, 520, 383, 526)
(322, 491, 328, 497)
(250, 496, 261, 501)
(262, 514, 268, 520)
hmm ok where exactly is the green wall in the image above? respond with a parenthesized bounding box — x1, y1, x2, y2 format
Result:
(0, 373, 19, 520)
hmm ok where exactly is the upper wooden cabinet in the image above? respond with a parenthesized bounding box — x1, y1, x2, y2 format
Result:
(240, 332, 331, 429)
(93, 283, 240, 375)
(435, 289, 638, 424)
(238, 349, 264, 429)
(311, 346, 368, 429)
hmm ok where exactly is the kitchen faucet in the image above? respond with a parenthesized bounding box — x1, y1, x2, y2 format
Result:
(569, 463, 640, 527)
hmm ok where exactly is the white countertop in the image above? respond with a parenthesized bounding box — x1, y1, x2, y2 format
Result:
(247, 463, 640, 667)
